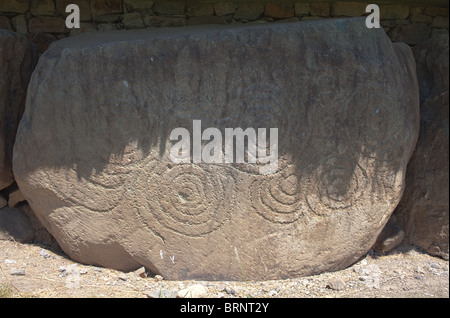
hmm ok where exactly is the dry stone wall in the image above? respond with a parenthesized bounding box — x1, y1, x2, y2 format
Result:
(0, 1, 449, 53)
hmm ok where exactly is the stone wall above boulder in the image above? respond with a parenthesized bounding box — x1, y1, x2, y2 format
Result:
(1, 1, 449, 53)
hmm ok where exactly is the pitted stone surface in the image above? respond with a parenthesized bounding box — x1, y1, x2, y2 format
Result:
(13, 19, 419, 280)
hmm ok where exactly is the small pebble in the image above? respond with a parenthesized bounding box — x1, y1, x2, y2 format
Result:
(326, 277, 346, 291)
(118, 272, 128, 281)
(177, 284, 208, 298)
(225, 287, 236, 295)
(58, 266, 68, 277)
(10, 268, 25, 276)
(134, 267, 147, 278)
(39, 249, 51, 259)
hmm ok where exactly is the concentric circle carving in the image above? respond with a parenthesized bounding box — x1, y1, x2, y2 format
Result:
(250, 165, 303, 224)
(305, 156, 368, 216)
(138, 161, 236, 237)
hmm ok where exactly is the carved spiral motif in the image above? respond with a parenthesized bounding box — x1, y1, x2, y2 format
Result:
(139, 161, 236, 237)
(305, 156, 368, 216)
(41, 144, 143, 212)
(250, 165, 303, 224)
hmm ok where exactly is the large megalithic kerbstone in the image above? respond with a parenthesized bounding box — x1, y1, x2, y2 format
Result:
(13, 18, 419, 280)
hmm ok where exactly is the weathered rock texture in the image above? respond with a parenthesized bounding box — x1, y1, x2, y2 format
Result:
(13, 18, 419, 280)
(394, 34, 449, 260)
(0, 29, 38, 190)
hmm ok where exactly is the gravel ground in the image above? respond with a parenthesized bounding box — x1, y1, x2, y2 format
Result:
(0, 239, 448, 298)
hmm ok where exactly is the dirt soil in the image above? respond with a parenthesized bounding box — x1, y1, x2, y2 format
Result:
(0, 239, 448, 298)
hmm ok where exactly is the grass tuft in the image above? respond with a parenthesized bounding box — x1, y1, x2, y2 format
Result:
(0, 284, 13, 298)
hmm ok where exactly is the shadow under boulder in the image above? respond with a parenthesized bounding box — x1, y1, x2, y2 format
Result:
(0, 206, 35, 242)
